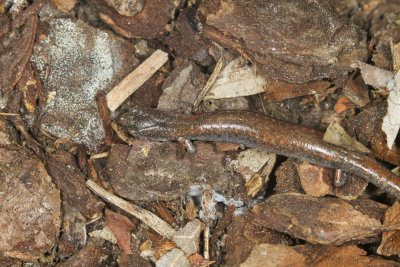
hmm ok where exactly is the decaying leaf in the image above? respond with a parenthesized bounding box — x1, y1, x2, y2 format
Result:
(382, 70, 400, 149)
(232, 148, 276, 197)
(173, 219, 203, 255)
(106, 142, 242, 201)
(324, 121, 370, 154)
(187, 254, 215, 267)
(158, 62, 206, 113)
(252, 193, 382, 245)
(88, 226, 117, 244)
(204, 57, 267, 100)
(156, 248, 189, 267)
(350, 61, 393, 89)
(32, 18, 138, 149)
(343, 74, 369, 107)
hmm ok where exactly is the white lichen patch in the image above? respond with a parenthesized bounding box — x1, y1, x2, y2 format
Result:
(31, 19, 136, 149)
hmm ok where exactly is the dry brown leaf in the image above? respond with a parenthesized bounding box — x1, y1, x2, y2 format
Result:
(343, 74, 369, 107)
(105, 209, 136, 255)
(187, 254, 215, 267)
(335, 96, 353, 115)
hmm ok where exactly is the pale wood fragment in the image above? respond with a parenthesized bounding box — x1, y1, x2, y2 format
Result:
(86, 179, 176, 239)
(106, 49, 168, 111)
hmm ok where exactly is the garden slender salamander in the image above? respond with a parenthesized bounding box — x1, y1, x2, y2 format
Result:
(118, 106, 400, 198)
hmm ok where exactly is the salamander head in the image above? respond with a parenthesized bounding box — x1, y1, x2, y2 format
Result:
(117, 106, 173, 140)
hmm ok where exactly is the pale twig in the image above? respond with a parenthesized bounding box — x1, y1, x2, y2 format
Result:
(0, 112, 20, 116)
(204, 226, 210, 260)
(86, 179, 176, 239)
(90, 152, 109, 160)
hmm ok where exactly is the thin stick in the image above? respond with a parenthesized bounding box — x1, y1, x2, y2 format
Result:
(86, 179, 176, 239)
(106, 49, 169, 111)
(0, 112, 20, 116)
(193, 58, 224, 108)
(90, 152, 109, 160)
(204, 226, 210, 260)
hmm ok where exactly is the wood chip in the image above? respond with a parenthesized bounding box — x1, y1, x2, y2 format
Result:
(106, 49, 168, 111)
(252, 193, 382, 245)
(378, 200, 400, 256)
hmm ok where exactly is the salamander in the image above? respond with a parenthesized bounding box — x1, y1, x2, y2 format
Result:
(117, 106, 400, 198)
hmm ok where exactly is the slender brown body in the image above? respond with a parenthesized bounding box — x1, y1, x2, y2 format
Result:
(118, 106, 400, 198)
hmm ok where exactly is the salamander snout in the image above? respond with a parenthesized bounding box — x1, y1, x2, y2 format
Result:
(117, 106, 171, 139)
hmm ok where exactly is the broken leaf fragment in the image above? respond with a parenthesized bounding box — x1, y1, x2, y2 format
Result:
(173, 219, 203, 255)
(382, 70, 400, 149)
(204, 57, 267, 100)
(350, 61, 393, 89)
